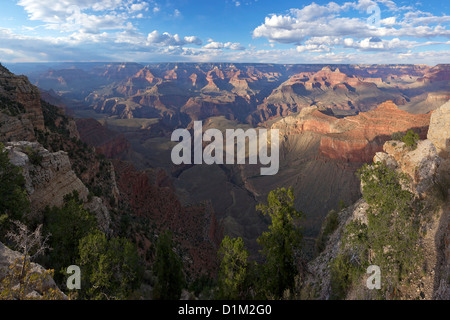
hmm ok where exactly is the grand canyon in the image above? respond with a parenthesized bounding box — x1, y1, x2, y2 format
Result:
(1, 61, 449, 301)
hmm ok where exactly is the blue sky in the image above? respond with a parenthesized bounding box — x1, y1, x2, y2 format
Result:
(0, 0, 449, 64)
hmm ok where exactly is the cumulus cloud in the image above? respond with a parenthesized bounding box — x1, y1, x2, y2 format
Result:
(17, 0, 148, 33)
(203, 41, 245, 50)
(147, 30, 202, 46)
(343, 37, 415, 51)
(253, 0, 450, 53)
(4, 0, 449, 64)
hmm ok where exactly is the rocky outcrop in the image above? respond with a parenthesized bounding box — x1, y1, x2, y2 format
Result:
(0, 112, 37, 142)
(5, 141, 112, 233)
(0, 241, 66, 299)
(0, 65, 45, 142)
(305, 98, 450, 299)
(427, 100, 450, 158)
(6, 141, 89, 212)
(303, 199, 369, 300)
(375, 140, 441, 197)
(83, 196, 112, 235)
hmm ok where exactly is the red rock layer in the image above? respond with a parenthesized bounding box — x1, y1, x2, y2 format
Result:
(76, 118, 131, 159)
(112, 160, 222, 277)
(275, 101, 430, 163)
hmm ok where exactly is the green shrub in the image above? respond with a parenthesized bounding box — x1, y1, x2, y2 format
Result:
(78, 230, 143, 300)
(24, 146, 43, 166)
(217, 236, 249, 300)
(316, 210, 339, 253)
(43, 197, 97, 284)
(340, 162, 422, 296)
(401, 130, 420, 150)
(0, 143, 30, 239)
(153, 231, 185, 300)
(391, 131, 403, 141)
(330, 252, 365, 300)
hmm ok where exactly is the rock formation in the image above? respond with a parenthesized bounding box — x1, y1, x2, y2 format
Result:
(304, 99, 450, 300)
(112, 159, 222, 277)
(0, 65, 45, 142)
(6, 141, 89, 211)
(273, 101, 430, 163)
(428, 100, 450, 158)
(5, 141, 112, 234)
(0, 241, 67, 299)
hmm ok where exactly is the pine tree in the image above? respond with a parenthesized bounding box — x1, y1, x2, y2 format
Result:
(217, 236, 249, 299)
(256, 187, 303, 298)
(153, 231, 185, 300)
(0, 143, 30, 239)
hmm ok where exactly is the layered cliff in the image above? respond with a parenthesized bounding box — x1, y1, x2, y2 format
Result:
(0, 64, 45, 141)
(251, 66, 413, 123)
(272, 101, 430, 162)
(6, 141, 89, 212)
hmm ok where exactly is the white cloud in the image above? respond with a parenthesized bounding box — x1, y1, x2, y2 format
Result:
(381, 16, 396, 26)
(130, 2, 148, 12)
(224, 42, 245, 50)
(253, 0, 450, 53)
(3, 0, 449, 64)
(203, 41, 245, 50)
(146, 30, 202, 46)
(17, 0, 148, 33)
(343, 37, 414, 51)
(203, 41, 223, 49)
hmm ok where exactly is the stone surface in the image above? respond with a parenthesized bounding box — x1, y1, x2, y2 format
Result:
(382, 140, 441, 196)
(0, 241, 66, 299)
(427, 100, 450, 158)
(83, 196, 112, 235)
(6, 141, 89, 213)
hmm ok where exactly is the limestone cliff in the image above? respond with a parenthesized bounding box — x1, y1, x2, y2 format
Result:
(0, 65, 45, 142)
(5, 141, 112, 234)
(0, 65, 114, 234)
(6, 141, 89, 211)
